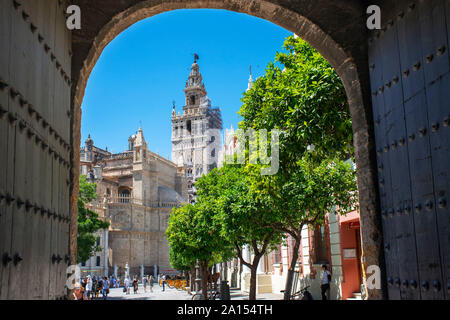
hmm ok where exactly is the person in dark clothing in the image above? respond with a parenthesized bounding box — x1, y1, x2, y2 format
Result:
(133, 276, 139, 294)
(320, 265, 331, 300)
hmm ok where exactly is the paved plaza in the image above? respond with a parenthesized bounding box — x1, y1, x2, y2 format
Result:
(103, 285, 283, 300)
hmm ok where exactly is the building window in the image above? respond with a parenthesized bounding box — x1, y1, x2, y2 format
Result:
(96, 237, 100, 246)
(272, 246, 282, 264)
(190, 96, 196, 105)
(187, 120, 192, 134)
(96, 256, 101, 267)
(119, 188, 131, 203)
(313, 225, 329, 264)
(81, 261, 86, 267)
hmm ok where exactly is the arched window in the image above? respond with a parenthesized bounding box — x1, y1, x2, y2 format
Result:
(190, 95, 196, 105)
(118, 188, 131, 203)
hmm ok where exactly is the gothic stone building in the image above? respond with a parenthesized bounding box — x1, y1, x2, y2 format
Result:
(79, 129, 187, 278)
(171, 59, 223, 203)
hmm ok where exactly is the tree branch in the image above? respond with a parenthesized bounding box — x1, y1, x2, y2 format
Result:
(235, 242, 252, 269)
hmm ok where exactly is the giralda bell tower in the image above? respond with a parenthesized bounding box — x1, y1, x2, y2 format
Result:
(171, 55, 223, 203)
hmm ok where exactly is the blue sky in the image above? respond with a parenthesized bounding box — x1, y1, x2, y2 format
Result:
(81, 9, 292, 160)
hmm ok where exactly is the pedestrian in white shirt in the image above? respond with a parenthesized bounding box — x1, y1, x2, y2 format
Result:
(321, 265, 331, 300)
(85, 276, 92, 300)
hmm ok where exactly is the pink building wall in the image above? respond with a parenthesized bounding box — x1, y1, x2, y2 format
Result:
(339, 210, 361, 300)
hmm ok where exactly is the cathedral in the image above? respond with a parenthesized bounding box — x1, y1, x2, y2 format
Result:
(79, 128, 187, 278)
(171, 57, 223, 203)
(79, 57, 223, 278)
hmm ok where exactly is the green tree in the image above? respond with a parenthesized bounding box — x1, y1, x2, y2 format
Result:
(166, 203, 234, 300)
(238, 36, 357, 299)
(77, 175, 110, 263)
(196, 165, 284, 300)
(275, 156, 357, 299)
(239, 36, 353, 170)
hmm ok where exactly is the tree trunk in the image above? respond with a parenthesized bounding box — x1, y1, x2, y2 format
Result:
(200, 261, 209, 300)
(248, 253, 264, 300)
(249, 264, 258, 300)
(283, 235, 301, 300)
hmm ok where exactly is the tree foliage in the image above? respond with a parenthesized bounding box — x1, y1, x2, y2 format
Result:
(195, 164, 284, 300)
(166, 36, 358, 300)
(238, 36, 357, 299)
(77, 175, 110, 263)
(166, 202, 234, 299)
(239, 36, 353, 171)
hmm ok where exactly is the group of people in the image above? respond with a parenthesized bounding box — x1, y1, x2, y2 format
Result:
(123, 275, 156, 295)
(71, 273, 181, 300)
(73, 275, 114, 300)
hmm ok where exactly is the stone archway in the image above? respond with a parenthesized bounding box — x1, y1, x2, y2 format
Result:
(70, 0, 381, 298)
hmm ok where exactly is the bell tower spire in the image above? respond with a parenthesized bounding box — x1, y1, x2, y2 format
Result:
(184, 54, 207, 111)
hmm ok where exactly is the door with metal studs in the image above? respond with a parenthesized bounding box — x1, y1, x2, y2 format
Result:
(369, 0, 450, 300)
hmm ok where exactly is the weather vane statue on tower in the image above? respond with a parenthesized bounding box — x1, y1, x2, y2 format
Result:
(194, 53, 199, 63)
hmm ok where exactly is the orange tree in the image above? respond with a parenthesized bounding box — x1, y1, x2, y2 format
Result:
(239, 36, 357, 299)
(166, 203, 234, 300)
(195, 165, 284, 300)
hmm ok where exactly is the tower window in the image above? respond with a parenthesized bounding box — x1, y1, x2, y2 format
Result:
(96, 256, 101, 267)
(190, 96, 196, 105)
(187, 120, 192, 134)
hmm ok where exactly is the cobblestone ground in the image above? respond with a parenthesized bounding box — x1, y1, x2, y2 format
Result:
(101, 285, 283, 300)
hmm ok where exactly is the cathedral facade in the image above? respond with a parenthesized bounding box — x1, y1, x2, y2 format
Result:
(171, 58, 223, 203)
(79, 129, 187, 278)
(78, 58, 221, 278)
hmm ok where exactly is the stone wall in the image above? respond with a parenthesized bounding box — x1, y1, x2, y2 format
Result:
(107, 203, 171, 275)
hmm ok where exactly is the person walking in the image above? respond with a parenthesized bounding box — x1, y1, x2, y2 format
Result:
(91, 277, 97, 299)
(133, 276, 139, 294)
(149, 275, 154, 293)
(124, 276, 130, 295)
(320, 265, 331, 300)
(143, 275, 148, 293)
(161, 274, 166, 292)
(102, 276, 110, 300)
(97, 277, 103, 299)
(85, 276, 92, 300)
